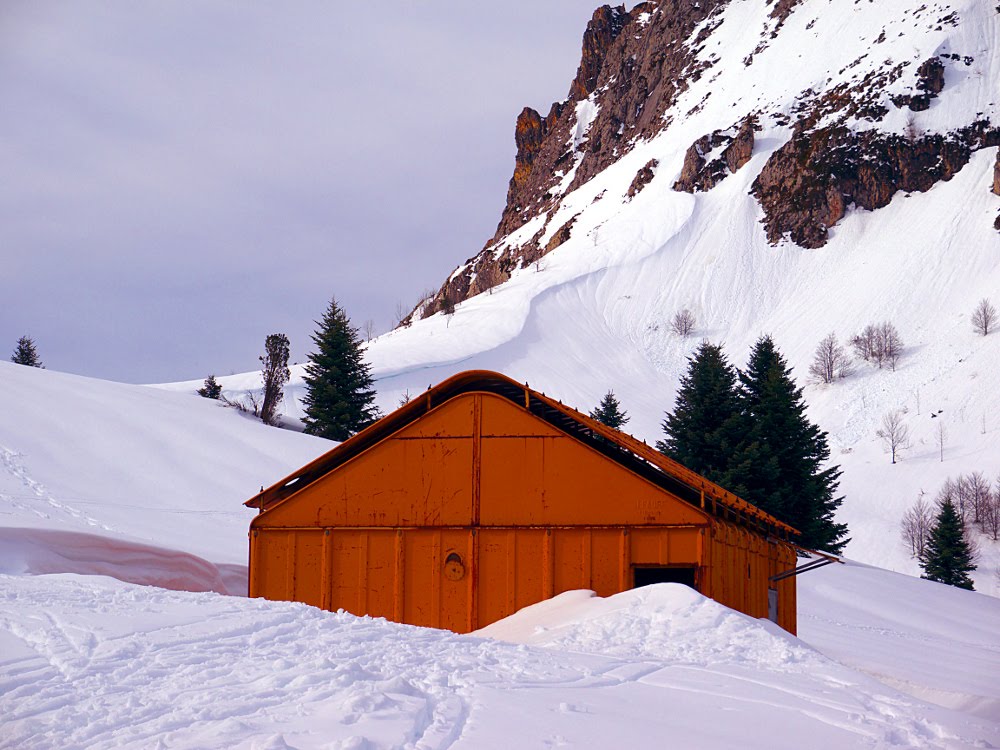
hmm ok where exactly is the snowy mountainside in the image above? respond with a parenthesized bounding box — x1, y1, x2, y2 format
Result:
(166, 0, 1000, 591)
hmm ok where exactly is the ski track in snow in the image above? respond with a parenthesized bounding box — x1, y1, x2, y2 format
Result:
(0, 445, 110, 532)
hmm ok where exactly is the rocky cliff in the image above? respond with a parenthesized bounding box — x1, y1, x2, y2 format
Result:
(414, 0, 999, 320)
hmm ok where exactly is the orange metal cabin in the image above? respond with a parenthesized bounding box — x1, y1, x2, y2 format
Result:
(246, 371, 800, 634)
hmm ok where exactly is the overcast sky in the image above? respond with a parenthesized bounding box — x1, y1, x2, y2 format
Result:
(1, 1, 599, 383)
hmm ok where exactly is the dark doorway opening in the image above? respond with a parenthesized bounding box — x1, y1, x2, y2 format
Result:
(633, 566, 697, 590)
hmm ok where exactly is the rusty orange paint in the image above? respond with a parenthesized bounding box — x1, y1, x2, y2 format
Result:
(248, 371, 799, 634)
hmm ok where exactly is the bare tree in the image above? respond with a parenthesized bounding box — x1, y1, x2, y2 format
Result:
(965, 471, 991, 525)
(981, 481, 1000, 541)
(851, 324, 879, 363)
(259, 333, 290, 426)
(221, 388, 262, 418)
(876, 410, 911, 463)
(670, 308, 696, 337)
(935, 420, 946, 463)
(972, 298, 997, 336)
(809, 332, 852, 383)
(954, 474, 972, 524)
(878, 321, 904, 371)
(852, 321, 903, 370)
(363, 319, 376, 342)
(398, 390, 412, 407)
(901, 495, 935, 558)
(394, 300, 411, 328)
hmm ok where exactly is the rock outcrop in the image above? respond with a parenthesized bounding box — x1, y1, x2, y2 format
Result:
(674, 119, 755, 193)
(568, 5, 629, 102)
(892, 57, 946, 112)
(752, 122, 999, 247)
(627, 159, 658, 199)
(993, 150, 1000, 196)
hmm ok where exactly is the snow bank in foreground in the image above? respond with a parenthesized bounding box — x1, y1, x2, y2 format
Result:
(3, 575, 997, 750)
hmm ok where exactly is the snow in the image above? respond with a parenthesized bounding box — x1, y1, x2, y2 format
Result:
(3, 573, 998, 750)
(4, 0, 1000, 745)
(798, 560, 1000, 720)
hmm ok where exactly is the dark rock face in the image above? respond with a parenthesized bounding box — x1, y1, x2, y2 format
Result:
(993, 150, 1000, 196)
(627, 159, 659, 198)
(892, 56, 945, 112)
(752, 122, 999, 247)
(546, 217, 576, 252)
(768, 0, 805, 32)
(568, 5, 629, 102)
(490, 0, 731, 245)
(512, 108, 547, 192)
(918, 57, 946, 96)
(674, 119, 755, 193)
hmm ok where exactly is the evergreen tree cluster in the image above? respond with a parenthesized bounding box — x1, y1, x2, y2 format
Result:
(302, 298, 380, 441)
(589, 391, 630, 429)
(198, 375, 223, 399)
(11, 336, 43, 368)
(920, 498, 977, 589)
(658, 337, 849, 554)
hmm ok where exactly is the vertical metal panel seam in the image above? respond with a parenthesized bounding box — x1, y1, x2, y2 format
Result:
(321, 529, 332, 611)
(472, 394, 482, 527)
(393, 529, 404, 622)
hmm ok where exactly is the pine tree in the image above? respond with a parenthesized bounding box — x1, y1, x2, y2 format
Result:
(11, 336, 43, 368)
(656, 341, 745, 489)
(302, 298, 380, 441)
(737, 336, 848, 553)
(198, 374, 223, 399)
(589, 390, 630, 429)
(920, 498, 976, 589)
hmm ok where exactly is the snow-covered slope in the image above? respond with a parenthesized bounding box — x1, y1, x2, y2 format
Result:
(162, 0, 1000, 591)
(0, 361, 328, 593)
(3, 574, 998, 749)
(3, 324, 999, 746)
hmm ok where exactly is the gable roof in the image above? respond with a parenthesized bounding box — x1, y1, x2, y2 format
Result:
(247, 370, 798, 537)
